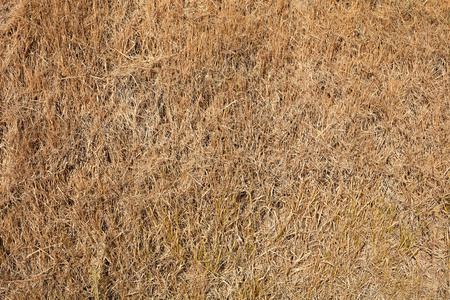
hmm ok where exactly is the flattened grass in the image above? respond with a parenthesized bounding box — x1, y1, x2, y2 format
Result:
(1, 0, 449, 298)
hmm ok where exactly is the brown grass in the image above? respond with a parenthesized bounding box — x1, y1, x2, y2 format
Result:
(1, 0, 449, 298)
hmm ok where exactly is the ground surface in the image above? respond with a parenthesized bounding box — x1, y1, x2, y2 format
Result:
(1, 0, 449, 298)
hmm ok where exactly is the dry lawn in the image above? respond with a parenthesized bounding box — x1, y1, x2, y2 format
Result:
(1, 0, 449, 298)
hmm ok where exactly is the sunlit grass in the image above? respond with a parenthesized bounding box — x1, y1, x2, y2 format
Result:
(0, 0, 449, 298)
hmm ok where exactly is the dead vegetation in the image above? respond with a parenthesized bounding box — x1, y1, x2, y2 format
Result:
(0, 0, 449, 298)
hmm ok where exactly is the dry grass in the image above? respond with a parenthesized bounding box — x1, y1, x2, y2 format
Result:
(0, 0, 449, 298)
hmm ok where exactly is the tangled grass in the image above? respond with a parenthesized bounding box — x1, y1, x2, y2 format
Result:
(1, 0, 449, 298)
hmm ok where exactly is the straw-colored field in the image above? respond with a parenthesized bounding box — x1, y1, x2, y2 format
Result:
(1, 0, 449, 298)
